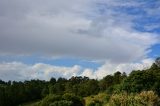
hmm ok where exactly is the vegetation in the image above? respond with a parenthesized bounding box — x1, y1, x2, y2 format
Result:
(0, 58, 160, 106)
(108, 91, 160, 106)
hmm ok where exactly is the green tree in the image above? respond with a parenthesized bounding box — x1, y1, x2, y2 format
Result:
(0, 86, 7, 106)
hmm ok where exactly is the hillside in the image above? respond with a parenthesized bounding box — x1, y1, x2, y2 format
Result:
(0, 58, 160, 106)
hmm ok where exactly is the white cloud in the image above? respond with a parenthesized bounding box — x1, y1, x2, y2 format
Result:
(81, 58, 154, 79)
(0, 62, 81, 81)
(0, 59, 154, 81)
(81, 69, 95, 78)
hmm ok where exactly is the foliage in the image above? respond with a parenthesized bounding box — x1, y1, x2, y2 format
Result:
(121, 62, 160, 95)
(49, 100, 73, 106)
(108, 91, 160, 106)
(38, 93, 83, 106)
(85, 93, 109, 106)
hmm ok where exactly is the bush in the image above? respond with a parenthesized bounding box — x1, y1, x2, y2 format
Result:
(62, 93, 84, 106)
(136, 91, 160, 106)
(109, 92, 130, 106)
(85, 93, 107, 106)
(39, 93, 84, 106)
(49, 100, 73, 106)
(39, 94, 61, 106)
(108, 91, 160, 106)
(88, 100, 102, 106)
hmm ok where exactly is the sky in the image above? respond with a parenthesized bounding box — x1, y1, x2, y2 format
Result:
(0, 0, 160, 81)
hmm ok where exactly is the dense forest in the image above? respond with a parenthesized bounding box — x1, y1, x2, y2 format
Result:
(0, 58, 160, 106)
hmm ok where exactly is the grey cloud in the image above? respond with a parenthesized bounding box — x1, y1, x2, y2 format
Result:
(0, 0, 159, 63)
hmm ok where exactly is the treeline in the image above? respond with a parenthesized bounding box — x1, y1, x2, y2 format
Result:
(0, 72, 126, 106)
(0, 58, 160, 106)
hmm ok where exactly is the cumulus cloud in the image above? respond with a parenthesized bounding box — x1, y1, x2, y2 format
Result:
(81, 58, 154, 79)
(0, 58, 154, 81)
(0, 62, 81, 81)
(0, 0, 159, 63)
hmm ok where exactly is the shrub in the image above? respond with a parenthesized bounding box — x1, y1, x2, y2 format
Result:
(88, 100, 102, 106)
(39, 94, 61, 106)
(62, 93, 84, 106)
(85, 93, 107, 106)
(39, 93, 84, 106)
(108, 91, 160, 106)
(136, 91, 160, 106)
(49, 100, 73, 106)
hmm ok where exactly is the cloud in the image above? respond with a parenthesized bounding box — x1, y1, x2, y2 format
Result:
(0, 0, 159, 81)
(0, 62, 81, 81)
(0, 58, 154, 81)
(0, 0, 159, 63)
(81, 58, 154, 79)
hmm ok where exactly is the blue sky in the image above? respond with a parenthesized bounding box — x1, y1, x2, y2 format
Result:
(0, 55, 101, 69)
(0, 0, 159, 81)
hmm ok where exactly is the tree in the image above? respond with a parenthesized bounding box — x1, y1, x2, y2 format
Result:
(0, 87, 7, 106)
(50, 77, 56, 85)
(0, 79, 6, 85)
(113, 71, 122, 84)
